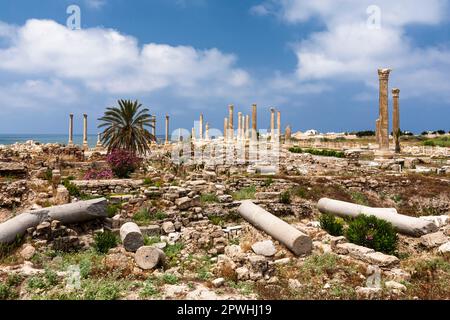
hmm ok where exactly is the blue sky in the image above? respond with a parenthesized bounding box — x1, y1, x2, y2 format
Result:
(0, 0, 449, 135)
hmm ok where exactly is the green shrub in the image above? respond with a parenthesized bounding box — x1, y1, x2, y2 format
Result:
(162, 274, 179, 284)
(280, 191, 291, 204)
(44, 169, 53, 182)
(201, 193, 219, 204)
(106, 204, 121, 218)
(232, 186, 256, 200)
(133, 208, 167, 225)
(319, 214, 344, 236)
(140, 279, 159, 298)
(263, 177, 274, 187)
(345, 215, 397, 254)
(63, 178, 81, 198)
(93, 231, 118, 254)
(143, 178, 153, 186)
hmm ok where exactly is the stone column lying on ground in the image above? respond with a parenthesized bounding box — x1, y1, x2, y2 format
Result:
(0, 198, 108, 244)
(237, 200, 312, 255)
(317, 198, 438, 237)
(120, 222, 144, 252)
(135, 246, 166, 269)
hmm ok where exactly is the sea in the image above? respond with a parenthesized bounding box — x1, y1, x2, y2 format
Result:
(0, 134, 166, 147)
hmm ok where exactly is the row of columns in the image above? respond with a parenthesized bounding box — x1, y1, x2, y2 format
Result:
(68, 114, 90, 151)
(223, 104, 285, 143)
(376, 68, 401, 154)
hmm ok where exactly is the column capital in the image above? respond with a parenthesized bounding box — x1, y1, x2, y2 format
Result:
(378, 68, 391, 80)
(392, 88, 400, 97)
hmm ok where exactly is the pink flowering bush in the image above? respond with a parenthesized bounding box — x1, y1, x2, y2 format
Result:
(83, 168, 114, 180)
(106, 149, 142, 178)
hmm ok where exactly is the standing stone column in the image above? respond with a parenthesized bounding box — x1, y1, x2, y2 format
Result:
(96, 133, 103, 148)
(270, 108, 275, 142)
(252, 104, 257, 141)
(238, 112, 242, 140)
(277, 111, 281, 141)
(205, 122, 210, 141)
(191, 128, 195, 141)
(378, 68, 391, 151)
(68, 114, 74, 146)
(223, 118, 228, 141)
(285, 125, 292, 145)
(245, 115, 250, 140)
(165, 115, 170, 145)
(375, 118, 381, 145)
(224, 118, 228, 140)
(392, 88, 401, 153)
(151, 116, 156, 143)
(199, 114, 204, 140)
(228, 105, 234, 140)
(82, 114, 88, 151)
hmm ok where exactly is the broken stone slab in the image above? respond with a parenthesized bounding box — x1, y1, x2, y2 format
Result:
(254, 192, 281, 200)
(334, 243, 375, 260)
(251, 240, 277, 257)
(356, 287, 382, 300)
(20, 244, 36, 260)
(318, 198, 438, 237)
(420, 231, 449, 248)
(162, 221, 176, 234)
(238, 200, 312, 256)
(175, 196, 194, 210)
(419, 215, 449, 228)
(438, 242, 450, 256)
(120, 222, 144, 252)
(0, 162, 26, 176)
(0, 198, 108, 244)
(364, 252, 399, 267)
(140, 225, 161, 237)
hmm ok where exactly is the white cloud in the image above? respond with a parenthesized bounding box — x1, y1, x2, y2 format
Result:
(256, 0, 450, 99)
(0, 19, 251, 99)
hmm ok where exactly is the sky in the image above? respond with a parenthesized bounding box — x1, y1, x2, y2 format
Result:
(0, 0, 449, 135)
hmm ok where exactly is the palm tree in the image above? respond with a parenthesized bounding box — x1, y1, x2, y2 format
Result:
(98, 99, 155, 155)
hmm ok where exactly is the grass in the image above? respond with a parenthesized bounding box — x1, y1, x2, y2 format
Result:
(422, 136, 450, 147)
(106, 204, 121, 218)
(0, 235, 24, 264)
(140, 278, 160, 298)
(93, 231, 119, 254)
(164, 243, 184, 267)
(255, 253, 362, 300)
(289, 147, 345, 158)
(279, 191, 291, 204)
(133, 208, 167, 225)
(162, 274, 179, 285)
(350, 191, 369, 206)
(143, 236, 161, 246)
(0, 274, 23, 300)
(200, 193, 219, 204)
(232, 186, 256, 200)
(27, 269, 58, 291)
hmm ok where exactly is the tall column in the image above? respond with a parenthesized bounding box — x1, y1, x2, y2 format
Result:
(252, 104, 257, 141)
(68, 114, 74, 146)
(392, 88, 401, 153)
(245, 115, 250, 140)
(228, 105, 234, 140)
(199, 114, 204, 140)
(151, 116, 156, 143)
(96, 133, 103, 148)
(238, 112, 242, 140)
(270, 108, 275, 142)
(378, 68, 391, 151)
(224, 118, 228, 141)
(205, 122, 210, 141)
(83, 114, 88, 151)
(277, 111, 281, 141)
(165, 115, 170, 145)
(191, 127, 195, 141)
(285, 125, 292, 145)
(375, 118, 381, 145)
